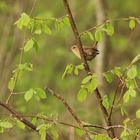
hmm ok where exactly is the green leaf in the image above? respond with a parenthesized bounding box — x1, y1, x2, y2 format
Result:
(136, 109, 140, 118)
(75, 128, 85, 137)
(34, 28, 42, 34)
(62, 64, 74, 79)
(19, 63, 33, 71)
(123, 89, 136, 103)
(87, 31, 94, 40)
(16, 120, 25, 130)
(82, 75, 92, 84)
(50, 127, 59, 139)
(42, 22, 52, 35)
(126, 79, 135, 89)
(74, 68, 79, 75)
(74, 64, 84, 75)
(76, 63, 84, 70)
(24, 39, 34, 52)
(77, 88, 88, 102)
(15, 13, 30, 30)
(62, 16, 70, 26)
(112, 67, 122, 77)
(95, 29, 103, 42)
(103, 72, 113, 83)
(8, 78, 15, 91)
(31, 118, 37, 125)
(123, 90, 130, 103)
(105, 23, 114, 36)
(87, 75, 97, 92)
(129, 18, 136, 30)
(37, 124, 51, 140)
(127, 65, 137, 79)
(0, 121, 13, 128)
(129, 89, 136, 97)
(102, 95, 110, 109)
(120, 129, 130, 139)
(34, 88, 46, 99)
(24, 89, 34, 102)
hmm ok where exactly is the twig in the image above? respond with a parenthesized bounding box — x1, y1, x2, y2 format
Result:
(134, 79, 140, 93)
(62, 0, 115, 138)
(80, 17, 140, 36)
(45, 87, 92, 140)
(5, 0, 37, 104)
(0, 101, 53, 140)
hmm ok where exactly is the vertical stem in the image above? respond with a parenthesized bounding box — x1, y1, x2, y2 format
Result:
(62, 0, 115, 138)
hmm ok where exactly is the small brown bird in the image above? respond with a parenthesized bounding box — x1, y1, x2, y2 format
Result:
(71, 45, 99, 61)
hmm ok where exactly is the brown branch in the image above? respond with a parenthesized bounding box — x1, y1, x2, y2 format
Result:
(62, 0, 115, 138)
(80, 17, 140, 36)
(45, 87, 92, 139)
(0, 101, 53, 140)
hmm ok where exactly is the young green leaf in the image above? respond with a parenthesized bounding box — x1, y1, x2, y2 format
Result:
(123, 88, 136, 103)
(50, 127, 59, 139)
(34, 88, 47, 99)
(82, 75, 92, 84)
(123, 90, 130, 103)
(102, 95, 110, 109)
(15, 13, 30, 30)
(37, 124, 51, 140)
(8, 78, 15, 91)
(129, 18, 136, 30)
(0, 121, 13, 128)
(87, 75, 97, 92)
(127, 65, 137, 79)
(126, 79, 135, 89)
(74, 68, 79, 75)
(62, 16, 70, 26)
(62, 64, 74, 79)
(103, 72, 113, 83)
(75, 128, 85, 137)
(24, 89, 34, 102)
(42, 23, 52, 35)
(112, 67, 122, 77)
(95, 29, 103, 42)
(105, 23, 114, 36)
(76, 63, 84, 70)
(77, 88, 88, 102)
(16, 120, 25, 130)
(24, 39, 34, 52)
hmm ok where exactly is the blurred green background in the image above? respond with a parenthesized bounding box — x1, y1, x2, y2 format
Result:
(0, 0, 140, 139)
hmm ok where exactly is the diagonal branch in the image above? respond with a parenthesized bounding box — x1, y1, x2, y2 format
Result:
(62, 0, 115, 138)
(45, 87, 92, 140)
(0, 101, 53, 140)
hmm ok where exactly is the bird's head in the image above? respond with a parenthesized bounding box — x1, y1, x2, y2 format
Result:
(70, 45, 81, 59)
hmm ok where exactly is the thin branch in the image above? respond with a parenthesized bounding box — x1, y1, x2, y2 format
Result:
(62, 0, 115, 138)
(108, 78, 124, 119)
(45, 87, 92, 140)
(6, 0, 37, 104)
(0, 101, 53, 140)
(80, 17, 140, 36)
(134, 79, 140, 93)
